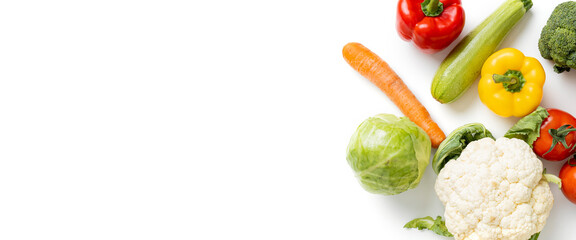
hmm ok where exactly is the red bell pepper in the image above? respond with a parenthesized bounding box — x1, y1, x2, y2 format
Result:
(396, 0, 465, 54)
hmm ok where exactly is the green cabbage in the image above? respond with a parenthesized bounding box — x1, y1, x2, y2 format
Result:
(346, 114, 431, 195)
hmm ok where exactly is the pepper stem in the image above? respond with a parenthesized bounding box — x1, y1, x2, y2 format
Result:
(492, 70, 526, 93)
(421, 0, 444, 17)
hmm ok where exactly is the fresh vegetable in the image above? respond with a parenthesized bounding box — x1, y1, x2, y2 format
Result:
(435, 138, 553, 240)
(430, 0, 532, 103)
(346, 114, 431, 195)
(404, 216, 452, 237)
(559, 157, 576, 204)
(432, 123, 494, 174)
(543, 168, 563, 189)
(396, 0, 465, 54)
(478, 48, 545, 117)
(538, 1, 576, 73)
(506, 107, 576, 161)
(534, 109, 576, 161)
(342, 42, 446, 147)
(504, 106, 549, 147)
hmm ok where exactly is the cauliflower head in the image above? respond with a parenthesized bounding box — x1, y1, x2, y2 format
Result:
(435, 137, 553, 240)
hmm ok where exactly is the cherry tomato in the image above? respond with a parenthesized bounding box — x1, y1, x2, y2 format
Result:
(559, 158, 576, 204)
(533, 108, 576, 161)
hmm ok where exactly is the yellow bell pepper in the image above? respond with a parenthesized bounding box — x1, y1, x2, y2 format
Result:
(478, 48, 546, 117)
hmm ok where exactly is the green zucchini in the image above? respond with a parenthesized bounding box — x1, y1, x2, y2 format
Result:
(431, 0, 533, 103)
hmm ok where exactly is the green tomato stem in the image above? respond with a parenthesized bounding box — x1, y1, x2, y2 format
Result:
(544, 124, 576, 155)
(569, 157, 576, 167)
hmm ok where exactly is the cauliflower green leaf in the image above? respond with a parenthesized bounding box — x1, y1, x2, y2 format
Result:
(404, 216, 453, 237)
(504, 106, 549, 147)
(432, 123, 494, 174)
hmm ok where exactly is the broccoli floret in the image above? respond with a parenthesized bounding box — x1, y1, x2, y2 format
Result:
(538, 1, 576, 73)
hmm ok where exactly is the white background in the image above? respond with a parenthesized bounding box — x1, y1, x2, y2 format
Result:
(1, 0, 575, 239)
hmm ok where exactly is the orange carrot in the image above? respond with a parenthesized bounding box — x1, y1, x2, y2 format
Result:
(343, 42, 446, 148)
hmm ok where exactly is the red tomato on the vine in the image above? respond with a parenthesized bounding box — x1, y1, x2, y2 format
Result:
(559, 158, 576, 204)
(533, 108, 576, 161)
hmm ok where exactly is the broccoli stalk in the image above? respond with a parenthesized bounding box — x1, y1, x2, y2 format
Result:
(538, 1, 576, 73)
